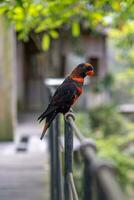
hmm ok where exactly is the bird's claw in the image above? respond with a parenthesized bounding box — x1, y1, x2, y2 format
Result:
(70, 108, 74, 113)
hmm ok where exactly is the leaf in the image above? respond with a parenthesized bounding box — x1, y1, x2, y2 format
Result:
(112, 2, 121, 11)
(0, 4, 7, 14)
(28, 4, 38, 17)
(42, 34, 50, 51)
(72, 21, 80, 37)
(15, 22, 23, 31)
(49, 30, 59, 39)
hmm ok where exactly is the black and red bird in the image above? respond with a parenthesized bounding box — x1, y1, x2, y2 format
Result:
(38, 63, 94, 139)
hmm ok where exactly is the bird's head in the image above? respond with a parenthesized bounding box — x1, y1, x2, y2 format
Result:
(70, 63, 94, 78)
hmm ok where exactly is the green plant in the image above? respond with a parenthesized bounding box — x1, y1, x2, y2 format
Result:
(73, 133, 134, 199)
(60, 110, 134, 198)
(89, 104, 127, 137)
(113, 68, 134, 103)
(91, 73, 115, 93)
(96, 134, 134, 196)
(1, 0, 134, 51)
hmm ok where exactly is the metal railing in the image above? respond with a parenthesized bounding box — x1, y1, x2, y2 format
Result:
(45, 82, 126, 200)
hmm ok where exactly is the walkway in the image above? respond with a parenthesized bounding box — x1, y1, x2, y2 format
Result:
(0, 113, 50, 200)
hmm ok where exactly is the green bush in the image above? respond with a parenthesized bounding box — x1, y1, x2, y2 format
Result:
(72, 110, 134, 199)
(89, 104, 127, 137)
(73, 133, 134, 199)
(96, 134, 134, 192)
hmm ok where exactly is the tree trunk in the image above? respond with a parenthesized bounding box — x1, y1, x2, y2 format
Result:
(0, 17, 17, 141)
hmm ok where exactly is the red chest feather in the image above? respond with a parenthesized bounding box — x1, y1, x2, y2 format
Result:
(76, 87, 83, 95)
(72, 87, 82, 105)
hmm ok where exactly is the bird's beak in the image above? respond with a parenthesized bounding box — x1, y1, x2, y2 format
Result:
(87, 70, 94, 76)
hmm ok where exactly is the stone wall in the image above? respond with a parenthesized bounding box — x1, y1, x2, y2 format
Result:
(0, 17, 17, 141)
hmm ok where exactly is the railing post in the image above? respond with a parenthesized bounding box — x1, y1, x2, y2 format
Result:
(64, 117, 73, 200)
(49, 119, 56, 200)
(83, 158, 94, 200)
(96, 179, 106, 200)
(48, 87, 63, 200)
(55, 114, 64, 200)
(47, 87, 57, 200)
(82, 141, 97, 200)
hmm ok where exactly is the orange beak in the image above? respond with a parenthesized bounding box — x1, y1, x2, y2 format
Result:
(87, 70, 94, 76)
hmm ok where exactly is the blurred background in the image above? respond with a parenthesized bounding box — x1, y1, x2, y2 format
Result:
(0, 0, 134, 200)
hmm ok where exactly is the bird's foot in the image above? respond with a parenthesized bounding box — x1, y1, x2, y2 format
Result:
(70, 108, 74, 113)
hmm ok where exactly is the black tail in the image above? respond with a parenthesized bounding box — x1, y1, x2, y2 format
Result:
(40, 111, 57, 140)
(38, 111, 47, 123)
(37, 105, 57, 123)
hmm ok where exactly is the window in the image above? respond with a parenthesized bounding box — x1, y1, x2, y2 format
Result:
(59, 54, 66, 77)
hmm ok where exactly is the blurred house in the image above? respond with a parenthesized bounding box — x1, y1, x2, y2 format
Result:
(0, 18, 108, 141)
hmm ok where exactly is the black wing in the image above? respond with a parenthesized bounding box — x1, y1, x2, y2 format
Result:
(38, 79, 76, 122)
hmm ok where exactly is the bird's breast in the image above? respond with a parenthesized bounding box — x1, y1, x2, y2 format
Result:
(71, 87, 82, 106)
(76, 86, 83, 95)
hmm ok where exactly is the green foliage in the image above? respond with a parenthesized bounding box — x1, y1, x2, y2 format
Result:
(0, 0, 134, 50)
(89, 105, 127, 137)
(42, 33, 50, 51)
(113, 68, 134, 103)
(73, 135, 134, 199)
(96, 134, 134, 194)
(72, 21, 80, 37)
(49, 30, 59, 39)
(75, 112, 90, 136)
(91, 73, 114, 93)
(73, 111, 134, 198)
(61, 111, 134, 198)
(110, 24, 134, 68)
(109, 21, 134, 103)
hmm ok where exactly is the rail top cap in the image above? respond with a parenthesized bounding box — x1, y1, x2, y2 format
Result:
(44, 78, 65, 86)
(44, 78, 90, 87)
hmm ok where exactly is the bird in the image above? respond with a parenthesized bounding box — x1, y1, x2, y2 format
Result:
(38, 63, 94, 140)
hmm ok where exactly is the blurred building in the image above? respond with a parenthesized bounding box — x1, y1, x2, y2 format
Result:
(0, 20, 108, 141)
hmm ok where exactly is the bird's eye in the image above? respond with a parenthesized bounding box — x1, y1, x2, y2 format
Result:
(88, 66, 93, 71)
